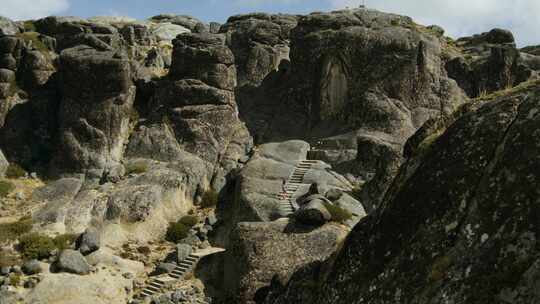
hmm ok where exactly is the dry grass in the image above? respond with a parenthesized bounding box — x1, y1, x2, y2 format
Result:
(474, 79, 540, 102)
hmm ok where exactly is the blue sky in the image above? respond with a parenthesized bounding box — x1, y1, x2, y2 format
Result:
(1, 0, 539, 46)
(65, 0, 333, 22)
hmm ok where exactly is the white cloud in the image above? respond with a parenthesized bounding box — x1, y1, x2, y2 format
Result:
(329, 0, 540, 46)
(0, 0, 70, 21)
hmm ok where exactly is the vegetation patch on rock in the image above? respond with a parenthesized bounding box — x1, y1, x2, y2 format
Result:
(323, 202, 353, 224)
(179, 215, 199, 227)
(165, 221, 190, 243)
(201, 189, 219, 208)
(0, 179, 15, 197)
(18, 232, 56, 260)
(0, 217, 33, 243)
(5, 164, 27, 179)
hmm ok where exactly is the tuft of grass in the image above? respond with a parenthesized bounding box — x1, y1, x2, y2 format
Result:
(416, 129, 444, 157)
(201, 189, 219, 208)
(53, 234, 79, 250)
(16, 32, 50, 54)
(23, 21, 37, 32)
(9, 274, 22, 286)
(18, 233, 56, 260)
(323, 202, 353, 224)
(0, 179, 15, 198)
(0, 217, 33, 243)
(5, 163, 27, 179)
(473, 79, 540, 102)
(165, 222, 190, 243)
(428, 255, 453, 282)
(179, 215, 199, 227)
(125, 161, 148, 175)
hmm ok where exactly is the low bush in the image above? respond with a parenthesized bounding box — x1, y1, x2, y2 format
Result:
(9, 274, 21, 286)
(5, 164, 26, 179)
(179, 215, 199, 227)
(53, 234, 78, 250)
(125, 162, 148, 175)
(0, 217, 33, 243)
(165, 222, 190, 243)
(0, 180, 15, 198)
(323, 203, 353, 224)
(18, 233, 55, 260)
(201, 189, 219, 208)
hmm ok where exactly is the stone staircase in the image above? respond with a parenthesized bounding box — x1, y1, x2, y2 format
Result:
(138, 253, 199, 298)
(278, 160, 318, 216)
(135, 248, 225, 300)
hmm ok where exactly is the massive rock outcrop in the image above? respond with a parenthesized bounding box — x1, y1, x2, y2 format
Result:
(52, 45, 135, 176)
(266, 82, 540, 304)
(220, 13, 298, 87)
(225, 219, 348, 304)
(446, 28, 538, 98)
(147, 33, 253, 191)
(232, 140, 364, 226)
(236, 9, 467, 209)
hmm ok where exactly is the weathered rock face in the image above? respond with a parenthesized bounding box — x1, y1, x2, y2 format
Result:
(446, 28, 536, 98)
(267, 83, 540, 304)
(236, 9, 466, 209)
(0, 32, 24, 127)
(150, 33, 252, 190)
(233, 140, 365, 226)
(224, 219, 348, 304)
(52, 45, 135, 175)
(220, 13, 298, 87)
(0, 148, 8, 176)
(150, 14, 208, 33)
(0, 16, 19, 36)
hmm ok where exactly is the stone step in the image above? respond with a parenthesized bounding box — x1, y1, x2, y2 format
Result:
(149, 282, 163, 288)
(140, 291, 153, 297)
(146, 286, 160, 292)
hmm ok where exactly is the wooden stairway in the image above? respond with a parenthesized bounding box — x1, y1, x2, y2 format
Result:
(278, 160, 318, 216)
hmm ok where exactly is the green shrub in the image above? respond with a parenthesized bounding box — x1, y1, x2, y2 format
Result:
(201, 189, 219, 208)
(16, 32, 49, 54)
(53, 234, 78, 250)
(23, 21, 37, 32)
(0, 180, 15, 198)
(0, 217, 33, 243)
(125, 162, 148, 175)
(5, 164, 27, 179)
(165, 222, 190, 243)
(18, 233, 55, 260)
(9, 274, 21, 286)
(429, 255, 453, 282)
(179, 215, 199, 227)
(323, 203, 353, 224)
